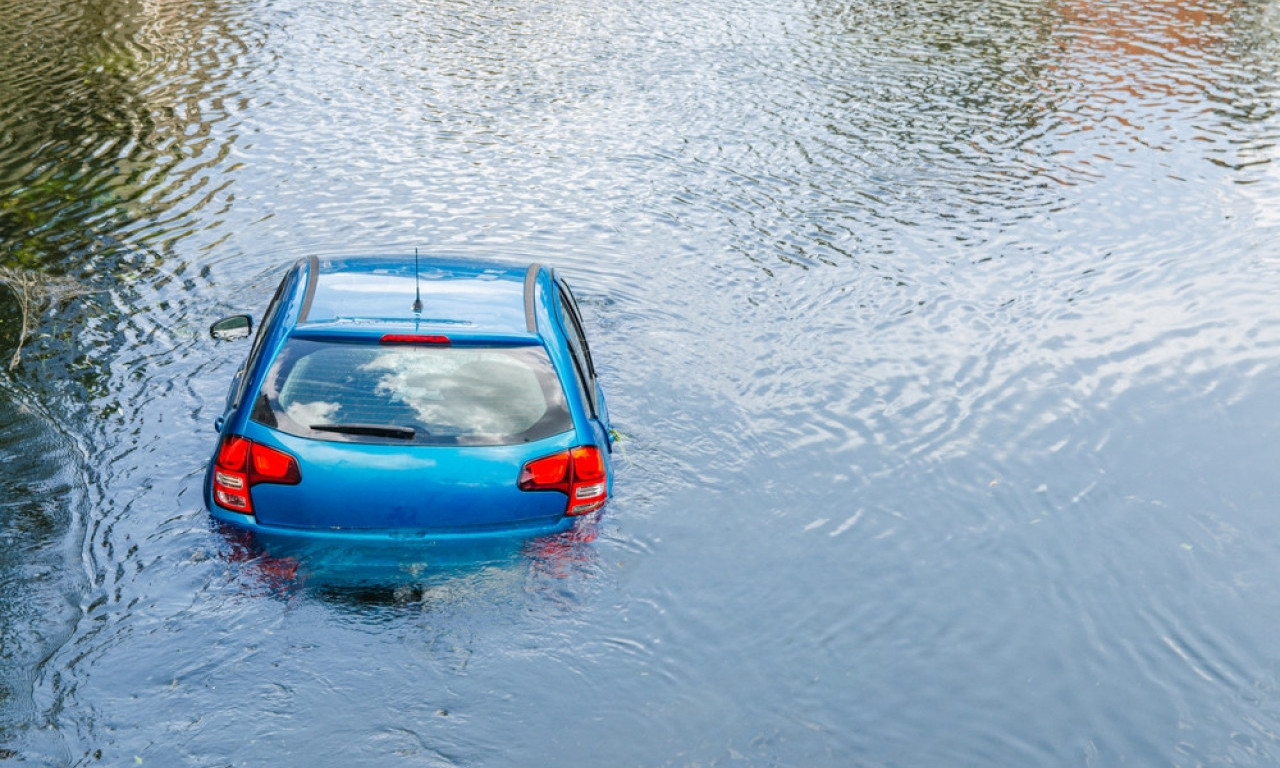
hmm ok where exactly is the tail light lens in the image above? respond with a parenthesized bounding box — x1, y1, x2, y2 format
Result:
(380, 334, 451, 345)
(212, 435, 301, 514)
(519, 445, 608, 516)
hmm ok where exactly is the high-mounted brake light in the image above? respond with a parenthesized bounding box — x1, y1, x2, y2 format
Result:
(519, 446, 608, 516)
(211, 435, 301, 514)
(380, 334, 451, 345)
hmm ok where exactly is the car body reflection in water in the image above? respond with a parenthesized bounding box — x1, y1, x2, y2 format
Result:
(213, 513, 602, 599)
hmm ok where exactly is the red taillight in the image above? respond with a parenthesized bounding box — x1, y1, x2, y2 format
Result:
(572, 446, 605, 482)
(250, 443, 302, 484)
(212, 436, 301, 514)
(519, 446, 608, 516)
(520, 453, 570, 487)
(568, 446, 607, 514)
(218, 435, 251, 470)
(380, 334, 450, 345)
(213, 436, 253, 512)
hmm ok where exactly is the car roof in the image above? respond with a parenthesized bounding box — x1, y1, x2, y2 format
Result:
(296, 255, 538, 337)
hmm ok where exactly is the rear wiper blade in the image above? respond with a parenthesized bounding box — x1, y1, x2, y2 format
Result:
(310, 423, 416, 439)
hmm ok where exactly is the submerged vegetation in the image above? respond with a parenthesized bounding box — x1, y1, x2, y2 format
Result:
(0, 267, 94, 370)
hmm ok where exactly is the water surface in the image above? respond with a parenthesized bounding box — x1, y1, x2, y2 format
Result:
(4, 0, 1280, 764)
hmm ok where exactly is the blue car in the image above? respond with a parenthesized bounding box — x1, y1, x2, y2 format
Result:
(204, 255, 612, 542)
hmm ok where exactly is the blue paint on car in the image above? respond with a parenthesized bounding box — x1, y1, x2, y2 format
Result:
(204, 254, 612, 542)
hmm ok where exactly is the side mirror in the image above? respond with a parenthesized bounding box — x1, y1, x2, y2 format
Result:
(210, 314, 253, 341)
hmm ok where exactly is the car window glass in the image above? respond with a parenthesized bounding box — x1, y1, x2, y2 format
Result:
(556, 284, 597, 416)
(252, 340, 573, 446)
(557, 280, 596, 377)
(233, 272, 291, 408)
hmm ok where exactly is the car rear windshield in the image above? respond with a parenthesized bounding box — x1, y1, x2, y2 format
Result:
(250, 339, 573, 446)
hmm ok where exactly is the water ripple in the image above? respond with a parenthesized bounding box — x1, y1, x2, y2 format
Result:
(5, 0, 1280, 764)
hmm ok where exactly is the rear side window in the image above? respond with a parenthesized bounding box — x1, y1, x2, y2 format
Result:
(232, 268, 295, 408)
(251, 340, 573, 446)
(555, 282, 598, 416)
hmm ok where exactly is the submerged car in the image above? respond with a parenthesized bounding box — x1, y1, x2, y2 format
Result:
(204, 254, 612, 541)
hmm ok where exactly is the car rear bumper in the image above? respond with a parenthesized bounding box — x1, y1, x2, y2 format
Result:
(209, 504, 574, 542)
(209, 505, 580, 578)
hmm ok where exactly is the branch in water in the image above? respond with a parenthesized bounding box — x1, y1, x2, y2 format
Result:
(0, 267, 94, 371)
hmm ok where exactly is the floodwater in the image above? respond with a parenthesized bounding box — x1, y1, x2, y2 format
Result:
(3, 0, 1280, 764)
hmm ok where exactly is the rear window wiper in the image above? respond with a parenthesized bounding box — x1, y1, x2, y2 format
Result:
(310, 423, 417, 440)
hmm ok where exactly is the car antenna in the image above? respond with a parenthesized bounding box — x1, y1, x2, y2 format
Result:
(412, 248, 423, 314)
